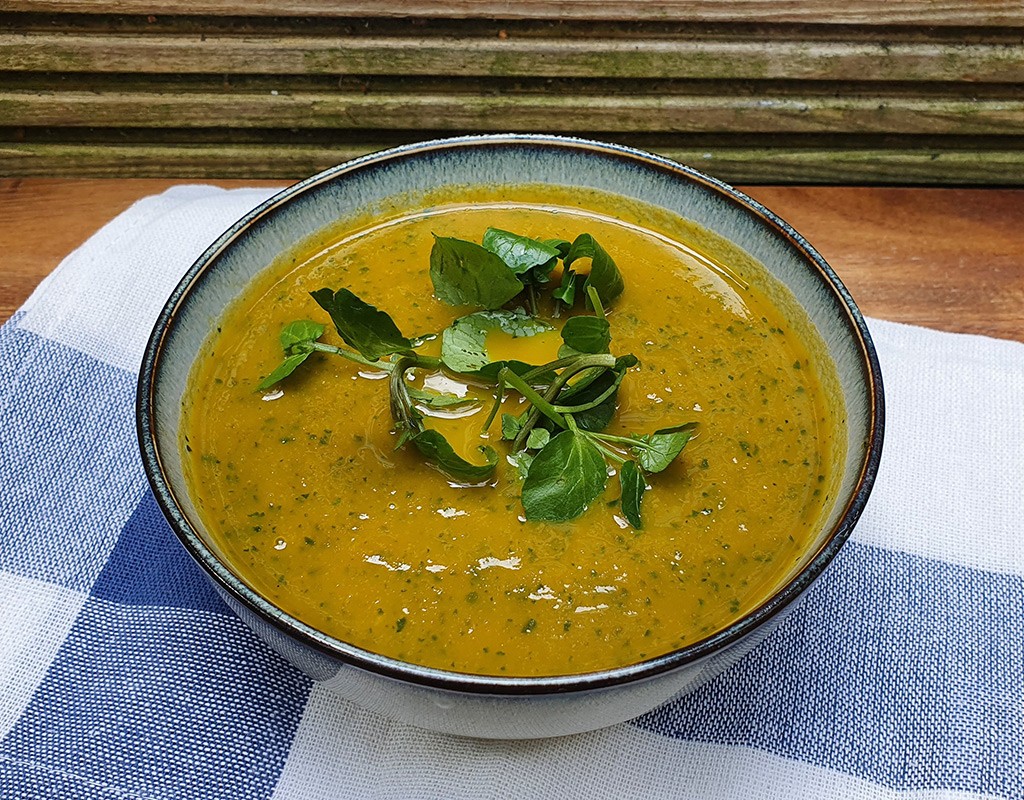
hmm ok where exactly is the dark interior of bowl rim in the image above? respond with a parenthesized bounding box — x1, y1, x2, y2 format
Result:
(137, 134, 884, 695)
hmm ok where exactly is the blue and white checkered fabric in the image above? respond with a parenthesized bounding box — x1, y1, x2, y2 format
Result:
(1, 186, 1021, 800)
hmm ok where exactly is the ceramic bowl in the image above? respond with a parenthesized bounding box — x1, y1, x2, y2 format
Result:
(137, 134, 883, 739)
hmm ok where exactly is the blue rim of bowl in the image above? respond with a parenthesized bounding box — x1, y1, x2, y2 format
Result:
(137, 133, 884, 696)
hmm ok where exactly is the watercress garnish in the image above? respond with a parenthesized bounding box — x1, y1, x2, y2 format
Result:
(258, 320, 325, 390)
(441, 310, 553, 373)
(410, 428, 499, 482)
(630, 422, 698, 473)
(562, 233, 625, 309)
(481, 227, 564, 314)
(429, 236, 524, 308)
(261, 222, 697, 527)
(310, 287, 413, 361)
(619, 460, 646, 529)
(521, 428, 608, 521)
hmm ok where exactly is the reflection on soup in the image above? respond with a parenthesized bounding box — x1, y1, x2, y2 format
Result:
(182, 186, 843, 677)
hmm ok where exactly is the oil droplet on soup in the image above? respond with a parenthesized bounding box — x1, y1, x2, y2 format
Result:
(182, 190, 842, 677)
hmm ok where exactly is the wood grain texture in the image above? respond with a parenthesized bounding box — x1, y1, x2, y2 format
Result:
(744, 186, 1024, 341)
(0, 178, 283, 323)
(2, 179, 1021, 342)
(1, 0, 1023, 25)
(5, 32, 1024, 83)
(3, 4, 1023, 184)
(5, 89, 1024, 135)
(5, 142, 1024, 185)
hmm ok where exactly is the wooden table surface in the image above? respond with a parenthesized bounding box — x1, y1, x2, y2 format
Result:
(2, 179, 1022, 342)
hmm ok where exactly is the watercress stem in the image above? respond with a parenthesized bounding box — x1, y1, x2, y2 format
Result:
(311, 341, 389, 370)
(587, 285, 606, 320)
(498, 368, 566, 429)
(480, 375, 506, 433)
(311, 341, 442, 373)
(518, 354, 602, 384)
(589, 431, 650, 448)
(388, 355, 420, 432)
(588, 436, 627, 464)
(527, 284, 539, 317)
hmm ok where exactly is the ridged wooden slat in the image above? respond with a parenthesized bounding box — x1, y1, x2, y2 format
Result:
(2, 0, 1023, 26)
(4, 89, 1023, 136)
(3, 2, 1023, 184)
(4, 142, 1024, 185)
(4, 32, 1024, 82)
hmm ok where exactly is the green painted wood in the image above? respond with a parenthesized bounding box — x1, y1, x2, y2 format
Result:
(2, 1, 1022, 184)
(4, 88, 1023, 135)
(2, 0, 1023, 26)
(3, 31, 1024, 83)
(4, 141, 1024, 184)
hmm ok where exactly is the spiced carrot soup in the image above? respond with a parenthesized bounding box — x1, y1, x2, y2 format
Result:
(181, 185, 844, 677)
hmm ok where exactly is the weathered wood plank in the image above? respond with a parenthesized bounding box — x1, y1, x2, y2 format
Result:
(4, 32, 1024, 82)
(1, 0, 1023, 26)
(5, 142, 1024, 185)
(0, 142, 372, 177)
(4, 89, 1023, 135)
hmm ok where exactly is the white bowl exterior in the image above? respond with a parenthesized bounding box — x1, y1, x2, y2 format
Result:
(216, 582, 800, 739)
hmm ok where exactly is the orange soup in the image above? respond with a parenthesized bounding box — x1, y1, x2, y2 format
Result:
(181, 186, 843, 677)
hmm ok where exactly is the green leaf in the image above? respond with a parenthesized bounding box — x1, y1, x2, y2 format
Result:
(552, 268, 578, 307)
(508, 449, 535, 480)
(410, 429, 498, 482)
(631, 422, 698, 473)
(279, 319, 325, 353)
(521, 430, 608, 521)
(310, 287, 412, 361)
(551, 361, 630, 432)
(429, 236, 524, 308)
(563, 234, 625, 307)
(560, 315, 611, 354)
(476, 359, 554, 384)
(619, 461, 646, 529)
(526, 428, 551, 451)
(258, 351, 313, 390)
(482, 228, 562, 275)
(543, 238, 572, 258)
(441, 310, 553, 373)
(501, 412, 525, 440)
(406, 386, 479, 409)
(258, 319, 326, 390)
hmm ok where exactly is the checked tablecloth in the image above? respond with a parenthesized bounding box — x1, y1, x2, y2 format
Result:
(1, 186, 1021, 799)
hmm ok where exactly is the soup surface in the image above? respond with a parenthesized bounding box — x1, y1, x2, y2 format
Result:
(182, 186, 842, 677)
